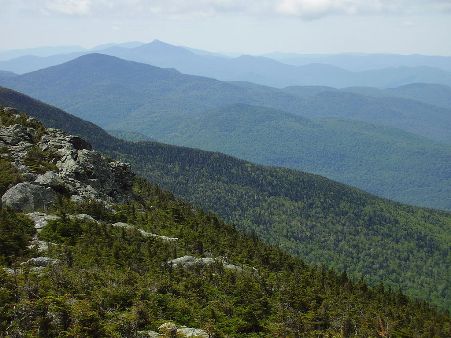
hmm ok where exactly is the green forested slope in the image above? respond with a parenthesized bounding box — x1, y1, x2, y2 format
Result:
(2, 55, 451, 213)
(2, 179, 450, 336)
(1, 88, 450, 310)
(117, 103, 451, 210)
(0, 108, 450, 336)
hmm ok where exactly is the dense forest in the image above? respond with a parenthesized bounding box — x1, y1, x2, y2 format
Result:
(0, 89, 450, 312)
(0, 109, 450, 336)
(132, 103, 451, 210)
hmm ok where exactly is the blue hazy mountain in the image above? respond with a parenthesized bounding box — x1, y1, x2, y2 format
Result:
(2, 40, 451, 88)
(0, 45, 84, 61)
(3, 53, 451, 144)
(266, 52, 451, 71)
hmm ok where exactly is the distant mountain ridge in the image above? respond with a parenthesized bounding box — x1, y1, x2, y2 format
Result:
(2, 53, 451, 143)
(2, 40, 451, 88)
(265, 52, 451, 71)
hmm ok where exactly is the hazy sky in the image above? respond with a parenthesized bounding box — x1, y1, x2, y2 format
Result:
(1, 0, 451, 55)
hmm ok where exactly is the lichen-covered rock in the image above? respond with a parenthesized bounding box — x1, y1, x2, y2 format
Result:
(35, 171, 66, 189)
(167, 255, 242, 272)
(112, 222, 178, 241)
(69, 213, 98, 223)
(156, 323, 209, 338)
(28, 239, 52, 253)
(177, 326, 209, 337)
(112, 222, 134, 230)
(26, 212, 61, 230)
(2, 182, 57, 212)
(22, 257, 59, 267)
(167, 256, 215, 268)
(158, 322, 178, 336)
(0, 124, 33, 146)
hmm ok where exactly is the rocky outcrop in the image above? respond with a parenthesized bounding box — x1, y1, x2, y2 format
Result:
(177, 327, 209, 337)
(167, 255, 242, 272)
(27, 212, 61, 230)
(22, 256, 60, 267)
(3, 256, 60, 275)
(112, 222, 178, 241)
(0, 123, 34, 146)
(156, 322, 209, 338)
(2, 182, 57, 212)
(0, 107, 134, 211)
(28, 239, 52, 253)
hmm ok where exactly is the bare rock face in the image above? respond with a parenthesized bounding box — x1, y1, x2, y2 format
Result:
(1, 182, 57, 212)
(0, 124, 34, 146)
(157, 322, 209, 338)
(167, 255, 242, 272)
(22, 256, 60, 267)
(35, 171, 66, 190)
(40, 128, 134, 203)
(27, 212, 61, 230)
(0, 107, 135, 211)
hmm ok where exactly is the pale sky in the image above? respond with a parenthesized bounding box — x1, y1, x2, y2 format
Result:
(1, 0, 451, 55)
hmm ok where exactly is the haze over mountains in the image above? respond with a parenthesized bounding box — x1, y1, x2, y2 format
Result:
(1, 53, 451, 211)
(2, 0, 451, 332)
(2, 40, 451, 88)
(266, 52, 451, 71)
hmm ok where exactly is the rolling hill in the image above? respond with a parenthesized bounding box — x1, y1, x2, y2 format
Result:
(119, 103, 451, 211)
(1, 86, 450, 310)
(343, 83, 451, 110)
(266, 52, 451, 71)
(282, 86, 451, 144)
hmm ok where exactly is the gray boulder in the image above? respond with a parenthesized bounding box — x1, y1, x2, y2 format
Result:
(178, 327, 209, 337)
(168, 256, 215, 268)
(22, 257, 60, 267)
(26, 212, 61, 230)
(69, 213, 98, 223)
(168, 255, 243, 272)
(35, 171, 66, 190)
(112, 222, 178, 241)
(2, 182, 56, 212)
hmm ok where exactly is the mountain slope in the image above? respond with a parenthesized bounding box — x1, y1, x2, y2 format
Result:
(1, 87, 450, 310)
(2, 106, 449, 336)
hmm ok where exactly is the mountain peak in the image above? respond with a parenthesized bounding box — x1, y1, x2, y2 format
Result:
(135, 39, 194, 56)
